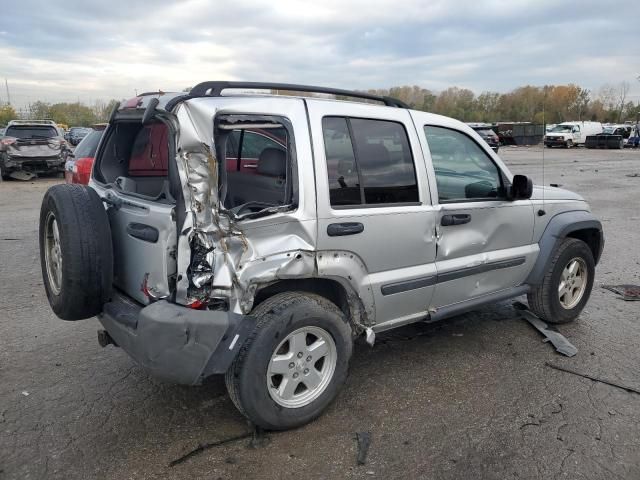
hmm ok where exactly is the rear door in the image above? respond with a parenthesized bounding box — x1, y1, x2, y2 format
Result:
(307, 101, 438, 328)
(413, 116, 537, 308)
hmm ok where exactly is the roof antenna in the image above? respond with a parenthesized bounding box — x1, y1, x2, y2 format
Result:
(538, 94, 546, 217)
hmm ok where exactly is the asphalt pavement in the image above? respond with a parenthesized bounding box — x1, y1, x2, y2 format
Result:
(1, 146, 639, 479)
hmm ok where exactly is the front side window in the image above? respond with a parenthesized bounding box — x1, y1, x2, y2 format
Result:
(322, 117, 419, 207)
(424, 126, 504, 203)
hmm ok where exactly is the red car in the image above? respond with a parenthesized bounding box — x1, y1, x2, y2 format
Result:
(65, 125, 107, 184)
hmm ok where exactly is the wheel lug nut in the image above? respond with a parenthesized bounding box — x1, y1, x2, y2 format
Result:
(289, 362, 295, 369)
(293, 372, 299, 379)
(303, 368, 309, 374)
(297, 352, 303, 358)
(306, 356, 312, 362)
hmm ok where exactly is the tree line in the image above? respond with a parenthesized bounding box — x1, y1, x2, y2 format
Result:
(0, 99, 119, 127)
(367, 82, 638, 124)
(0, 82, 638, 127)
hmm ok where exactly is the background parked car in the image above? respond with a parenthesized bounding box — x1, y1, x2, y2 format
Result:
(66, 127, 91, 146)
(468, 123, 500, 152)
(0, 119, 68, 180)
(65, 124, 106, 184)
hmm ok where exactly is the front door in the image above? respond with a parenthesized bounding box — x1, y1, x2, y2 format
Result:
(413, 118, 537, 308)
(307, 101, 438, 328)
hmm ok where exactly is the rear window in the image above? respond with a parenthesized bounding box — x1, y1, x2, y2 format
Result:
(5, 126, 58, 139)
(73, 130, 103, 158)
(95, 121, 171, 199)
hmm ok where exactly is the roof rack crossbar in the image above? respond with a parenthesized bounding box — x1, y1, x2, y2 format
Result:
(188, 81, 409, 108)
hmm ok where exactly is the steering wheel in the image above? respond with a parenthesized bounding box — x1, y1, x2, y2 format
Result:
(234, 201, 277, 216)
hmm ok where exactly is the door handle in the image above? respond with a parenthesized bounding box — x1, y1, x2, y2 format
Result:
(441, 214, 471, 226)
(127, 223, 159, 243)
(327, 222, 364, 236)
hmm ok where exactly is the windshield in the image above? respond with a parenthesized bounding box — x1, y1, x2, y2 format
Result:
(550, 125, 573, 133)
(5, 126, 58, 139)
(602, 126, 617, 134)
(475, 129, 495, 136)
(73, 130, 103, 158)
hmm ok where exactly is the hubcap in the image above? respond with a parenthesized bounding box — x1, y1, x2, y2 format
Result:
(267, 326, 337, 408)
(558, 257, 587, 309)
(44, 212, 63, 295)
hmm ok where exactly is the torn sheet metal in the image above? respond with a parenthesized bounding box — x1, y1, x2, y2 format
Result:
(514, 302, 577, 357)
(169, 98, 372, 330)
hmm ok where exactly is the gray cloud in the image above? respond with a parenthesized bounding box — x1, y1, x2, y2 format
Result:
(0, 0, 638, 108)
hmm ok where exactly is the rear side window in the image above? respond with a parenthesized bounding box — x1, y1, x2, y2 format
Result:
(219, 117, 295, 216)
(424, 126, 504, 203)
(322, 117, 419, 207)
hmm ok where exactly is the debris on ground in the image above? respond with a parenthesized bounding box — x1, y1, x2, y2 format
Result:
(625, 173, 640, 178)
(355, 431, 371, 465)
(602, 284, 640, 301)
(9, 171, 36, 181)
(545, 362, 640, 394)
(21, 391, 29, 396)
(247, 426, 270, 449)
(513, 302, 577, 357)
(168, 432, 253, 467)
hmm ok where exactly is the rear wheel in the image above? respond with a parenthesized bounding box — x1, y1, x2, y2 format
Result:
(527, 238, 594, 324)
(225, 292, 352, 430)
(39, 184, 113, 320)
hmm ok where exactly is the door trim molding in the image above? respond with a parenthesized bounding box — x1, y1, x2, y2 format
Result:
(380, 256, 526, 296)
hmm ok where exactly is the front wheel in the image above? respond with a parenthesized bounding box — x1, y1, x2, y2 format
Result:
(527, 238, 595, 323)
(225, 292, 353, 430)
(565, 140, 573, 149)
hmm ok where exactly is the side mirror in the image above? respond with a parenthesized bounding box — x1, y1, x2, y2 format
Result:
(510, 174, 533, 200)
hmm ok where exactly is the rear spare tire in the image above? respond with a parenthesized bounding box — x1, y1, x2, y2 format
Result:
(39, 184, 113, 320)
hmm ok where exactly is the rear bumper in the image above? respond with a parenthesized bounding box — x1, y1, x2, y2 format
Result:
(1, 154, 65, 174)
(98, 292, 254, 385)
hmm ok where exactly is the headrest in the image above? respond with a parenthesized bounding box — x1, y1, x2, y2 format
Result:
(337, 159, 356, 176)
(358, 143, 390, 165)
(257, 148, 286, 177)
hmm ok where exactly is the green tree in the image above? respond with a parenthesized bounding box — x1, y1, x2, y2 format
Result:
(0, 105, 17, 125)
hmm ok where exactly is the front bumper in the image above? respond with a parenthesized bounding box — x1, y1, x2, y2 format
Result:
(98, 292, 254, 385)
(544, 137, 567, 147)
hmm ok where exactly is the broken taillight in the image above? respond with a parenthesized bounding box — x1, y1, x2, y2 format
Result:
(187, 299, 206, 310)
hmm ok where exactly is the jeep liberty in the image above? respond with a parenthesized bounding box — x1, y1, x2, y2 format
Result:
(39, 82, 603, 430)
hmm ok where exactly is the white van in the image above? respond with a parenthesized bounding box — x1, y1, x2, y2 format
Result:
(544, 121, 603, 148)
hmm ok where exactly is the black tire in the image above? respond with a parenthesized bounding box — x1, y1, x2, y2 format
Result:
(565, 140, 573, 149)
(527, 238, 595, 324)
(225, 292, 353, 430)
(39, 184, 113, 320)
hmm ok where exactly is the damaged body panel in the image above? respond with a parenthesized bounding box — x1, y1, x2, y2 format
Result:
(1, 122, 67, 178)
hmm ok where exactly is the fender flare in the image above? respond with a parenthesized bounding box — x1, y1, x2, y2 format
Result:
(525, 210, 603, 285)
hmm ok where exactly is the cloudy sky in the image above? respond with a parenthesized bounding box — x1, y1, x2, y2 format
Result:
(0, 0, 638, 109)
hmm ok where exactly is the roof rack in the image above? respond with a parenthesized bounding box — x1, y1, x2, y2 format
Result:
(188, 81, 409, 108)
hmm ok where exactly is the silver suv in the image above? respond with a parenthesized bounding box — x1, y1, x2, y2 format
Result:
(39, 82, 603, 430)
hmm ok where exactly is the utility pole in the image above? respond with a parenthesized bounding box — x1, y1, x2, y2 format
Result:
(4, 78, 11, 105)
